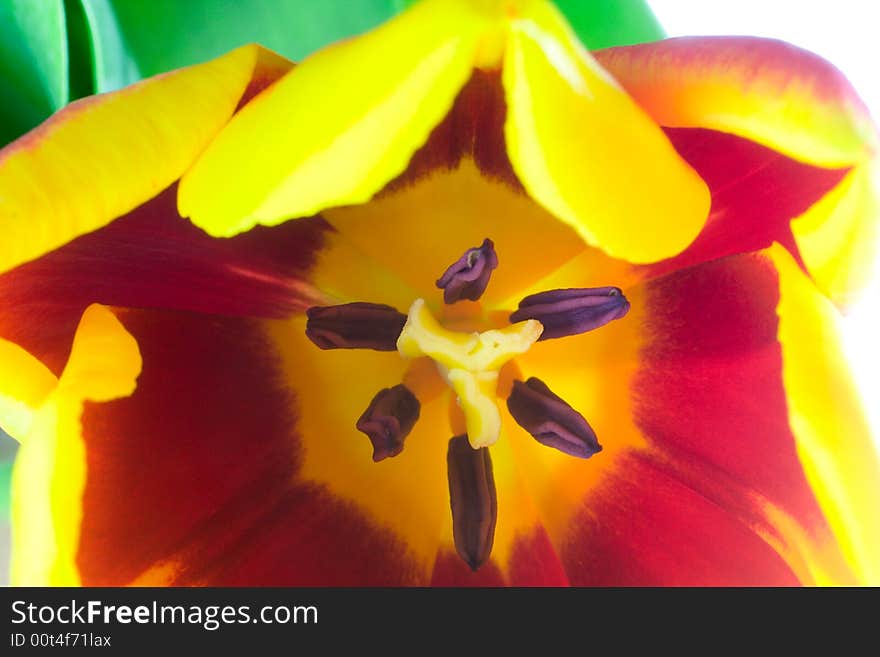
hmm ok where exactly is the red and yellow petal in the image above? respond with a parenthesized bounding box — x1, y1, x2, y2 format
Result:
(178, 0, 492, 237)
(14, 307, 429, 586)
(11, 304, 141, 585)
(789, 164, 879, 309)
(0, 185, 330, 359)
(772, 244, 880, 584)
(594, 37, 876, 168)
(516, 248, 877, 585)
(0, 44, 292, 276)
(502, 0, 710, 263)
(0, 337, 57, 442)
(595, 37, 879, 306)
(637, 128, 849, 283)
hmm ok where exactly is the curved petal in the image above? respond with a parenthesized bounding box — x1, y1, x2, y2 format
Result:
(516, 249, 871, 584)
(9, 306, 429, 585)
(595, 37, 879, 305)
(502, 0, 710, 263)
(772, 245, 880, 584)
(0, 44, 292, 276)
(0, 185, 330, 347)
(0, 337, 57, 442)
(594, 37, 877, 168)
(789, 164, 879, 309)
(636, 127, 849, 282)
(10, 304, 141, 585)
(178, 0, 489, 237)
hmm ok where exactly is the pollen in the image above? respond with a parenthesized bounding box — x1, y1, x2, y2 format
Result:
(396, 298, 542, 447)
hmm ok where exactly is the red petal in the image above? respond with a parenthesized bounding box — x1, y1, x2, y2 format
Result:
(639, 128, 848, 281)
(561, 451, 801, 586)
(384, 69, 520, 193)
(72, 309, 422, 585)
(0, 185, 329, 374)
(635, 253, 824, 519)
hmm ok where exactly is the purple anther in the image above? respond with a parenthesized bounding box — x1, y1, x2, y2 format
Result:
(435, 238, 499, 304)
(447, 435, 497, 571)
(356, 384, 421, 462)
(506, 378, 602, 459)
(306, 302, 407, 351)
(509, 286, 629, 340)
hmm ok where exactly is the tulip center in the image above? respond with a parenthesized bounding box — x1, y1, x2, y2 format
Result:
(397, 297, 543, 448)
(304, 236, 630, 570)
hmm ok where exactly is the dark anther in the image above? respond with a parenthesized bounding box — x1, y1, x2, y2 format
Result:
(507, 378, 602, 459)
(447, 435, 497, 571)
(306, 302, 407, 351)
(356, 385, 421, 462)
(509, 286, 629, 340)
(435, 238, 499, 304)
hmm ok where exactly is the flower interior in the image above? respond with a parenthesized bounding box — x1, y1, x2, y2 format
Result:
(305, 234, 628, 569)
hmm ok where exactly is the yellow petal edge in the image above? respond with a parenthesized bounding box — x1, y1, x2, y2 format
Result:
(9, 305, 142, 585)
(502, 0, 710, 264)
(0, 44, 277, 276)
(771, 244, 880, 585)
(179, 0, 491, 237)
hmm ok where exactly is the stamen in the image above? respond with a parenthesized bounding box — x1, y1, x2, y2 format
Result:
(356, 384, 421, 462)
(306, 302, 406, 351)
(509, 287, 630, 340)
(447, 435, 497, 571)
(435, 238, 499, 304)
(506, 378, 602, 458)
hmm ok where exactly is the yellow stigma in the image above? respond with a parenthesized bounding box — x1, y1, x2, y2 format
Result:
(397, 298, 543, 448)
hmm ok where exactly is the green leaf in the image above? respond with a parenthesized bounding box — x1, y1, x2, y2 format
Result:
(81, 0, 406, 92)
(554, 0, 664, 49)
(0, 0, 69, 144)
(0, 460, 10, 518)
(0, 429, 16, 518)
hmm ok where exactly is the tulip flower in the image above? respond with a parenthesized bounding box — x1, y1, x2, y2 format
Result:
(1, 0, 878, 586)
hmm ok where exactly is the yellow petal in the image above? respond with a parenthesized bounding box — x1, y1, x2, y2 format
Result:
(179, 0, 490, 237)
(771, 243, 880, 584)
(790, 164, 879, 309)
(10, 304, 142, 585)
(0, 338, 58, 442)
(502, 0, 710, 263)
(0, 44, 289, 275)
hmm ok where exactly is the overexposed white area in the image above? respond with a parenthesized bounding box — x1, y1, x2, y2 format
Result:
(651, 0, 880, 450)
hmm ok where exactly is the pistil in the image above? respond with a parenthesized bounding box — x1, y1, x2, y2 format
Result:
(397, 298, 542, 447)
